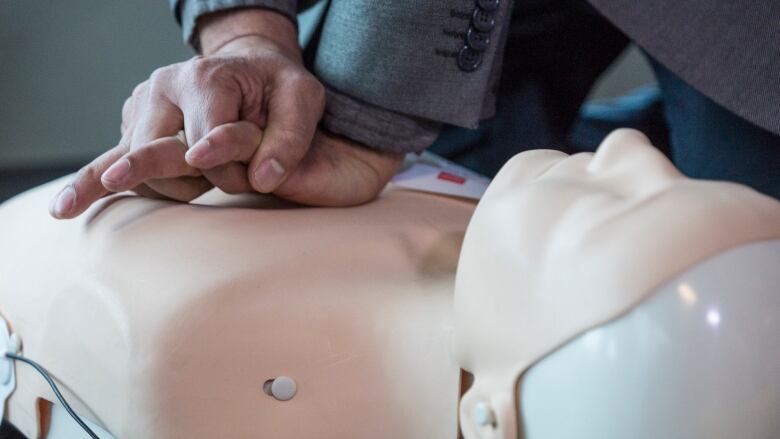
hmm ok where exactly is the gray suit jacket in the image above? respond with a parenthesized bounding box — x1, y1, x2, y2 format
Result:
(589, 0, 780, 142)
(171, 0, 779, 152)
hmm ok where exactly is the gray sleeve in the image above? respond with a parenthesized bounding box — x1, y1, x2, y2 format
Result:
(322, 88, 442, 154)
(169, 0, 298, 45)
(313, 0, 514, 130)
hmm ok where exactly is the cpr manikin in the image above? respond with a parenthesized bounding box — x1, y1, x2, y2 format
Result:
(454, 129, 780, 439)
(0, 129, 778, 439)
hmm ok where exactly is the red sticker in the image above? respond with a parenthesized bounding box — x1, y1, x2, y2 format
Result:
(437, 171, 466, 185)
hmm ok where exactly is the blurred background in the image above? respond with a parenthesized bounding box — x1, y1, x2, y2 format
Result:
(0, 0, 655, 202)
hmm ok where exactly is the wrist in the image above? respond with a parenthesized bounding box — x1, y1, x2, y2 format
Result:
(197, 8, 300, 59)
(211, 34, 302, 63)
(318, 128, 405, 165)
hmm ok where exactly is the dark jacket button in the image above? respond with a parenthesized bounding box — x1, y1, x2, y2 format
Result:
(471, 8, 495, 32)
(477, 0, 500, 12)
(466, 27, 491, 51)
(457, 45, 483, 72)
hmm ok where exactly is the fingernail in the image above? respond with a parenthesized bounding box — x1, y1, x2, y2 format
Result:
(51, 186, 76, 217)
(253, 158, 285, 193)
(103, 158, 131, 184)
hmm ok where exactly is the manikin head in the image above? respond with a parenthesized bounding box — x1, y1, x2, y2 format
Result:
(454, 129, 780, 439)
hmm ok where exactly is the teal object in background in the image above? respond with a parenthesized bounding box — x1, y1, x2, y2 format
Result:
(0, 0, 191, 168)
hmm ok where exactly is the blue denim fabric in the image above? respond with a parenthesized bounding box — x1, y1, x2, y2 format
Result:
(650, 59, 780, 199)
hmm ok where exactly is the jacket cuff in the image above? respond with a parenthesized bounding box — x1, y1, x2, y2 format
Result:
(322, 88, 442, 154)
(171, 0, 298, 47)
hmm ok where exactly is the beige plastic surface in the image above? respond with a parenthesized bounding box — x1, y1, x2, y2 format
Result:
(0, 181, 475, 438)
(453, 129, 780, 439)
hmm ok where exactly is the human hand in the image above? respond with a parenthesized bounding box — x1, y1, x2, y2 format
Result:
(186, 121, 404, 206)
(49, 8, 324, 219)
(48, 119, 401, 219)
(48, 131, 211, 219)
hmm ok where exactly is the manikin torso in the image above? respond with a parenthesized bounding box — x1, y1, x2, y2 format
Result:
(0, 129, 778, 439)
(0, 183, 474, 438)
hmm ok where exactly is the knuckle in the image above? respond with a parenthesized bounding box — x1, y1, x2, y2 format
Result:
(188, 57, 216, 82)
(129, 144, 156, 164)
(184, 57, 241, 95)
(147, 67, 173, 97)
(153, 65, 177, 80)
(122, 97, 133, 113)
(148, 66, 167, 81)
(209, 124, 237, 146)
(291, 72, 325, 103)
(121, 98, 134, 133)
(121, 97, 134, 118)
(131, 81, 149, 99)
(307, 78, 326, 106)
(76, 163, 101, 184)
(273, 127, 309, 151)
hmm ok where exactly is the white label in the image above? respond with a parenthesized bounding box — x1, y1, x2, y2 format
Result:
(391, 152, 492, 200)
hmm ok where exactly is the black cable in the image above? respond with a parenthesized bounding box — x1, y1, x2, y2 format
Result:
(5, 352, 100, 439)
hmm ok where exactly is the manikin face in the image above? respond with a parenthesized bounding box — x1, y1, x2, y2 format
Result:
(453, 129, 780, 439)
